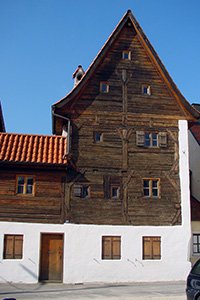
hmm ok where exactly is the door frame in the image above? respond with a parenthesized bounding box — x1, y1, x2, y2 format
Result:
(39, 232, 64, 282)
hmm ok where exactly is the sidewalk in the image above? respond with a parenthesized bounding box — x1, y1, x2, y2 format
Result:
(0, 281, 187, 300)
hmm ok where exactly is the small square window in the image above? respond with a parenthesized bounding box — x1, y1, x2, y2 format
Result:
(100, 82, 109, 93)
(122, 51, 131, 60)
(143, 179, 160, 198)
(17, 176, 34, 195)
(94, 132, 103, 143)
(193, 234, 200, 254)
(74, 185, 90, 198)
(3, 235, 23, 259)
(143, 236, 161, 260)
(102, 236, 121, 260)
(142, 85, 151, 95)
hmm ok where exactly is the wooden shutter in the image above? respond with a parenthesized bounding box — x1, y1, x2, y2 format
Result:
(112, 236, 121, 259)
(136, 131, 145, 146)
(158, 132, 167, 147)
(143, 237, 152, 259)
(102, 236, 112, 259)
(103, 176, 110, 199)
(143, 236, 161, 260)
(152, 237, 161, 259)
(4, 235, 14, 259)
(14, 235, 23, 259)
(3, 235, 23, 259)
(74, 185, 82, 197)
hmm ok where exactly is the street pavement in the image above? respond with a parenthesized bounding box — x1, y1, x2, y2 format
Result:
(0, 281, 187, 300)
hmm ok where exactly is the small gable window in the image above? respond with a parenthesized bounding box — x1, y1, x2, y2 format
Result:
(74, 184, 90, 199)
(16, 176, 34, 195)
(142, 85, 151, 95)
(122, 50, 131, 60)
(100, 82, 109, 93)
(94, 132, 103, 143)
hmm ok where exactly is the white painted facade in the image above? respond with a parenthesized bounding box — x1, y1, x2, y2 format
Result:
(0, 120, 192, 283)
(189, 130, 200, 201)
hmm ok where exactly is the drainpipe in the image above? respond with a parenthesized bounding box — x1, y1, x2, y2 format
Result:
(52, 110, 71, 156)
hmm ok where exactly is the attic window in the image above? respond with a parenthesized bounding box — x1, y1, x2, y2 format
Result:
(122, 51, 131, 60)
(100, 82, 109, 93)
(142, 85, 151, 95)
(94, 132, 103, 143)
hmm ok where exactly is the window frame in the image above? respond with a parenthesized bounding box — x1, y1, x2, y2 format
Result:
(122, 50, 131, 60)
(142, 85, 151, 95)
(111, 185, 120, 199)
(94, 131, 103, 143)
(16, 175, 35, 196)
(143, 236, 161, 260)
(102, 236, 121, 260)
(143, 178, 160, 198)
(100, 82, 109, 93)
(193, 234, 200, 254)
(3, 234, 23, 260)
(73, 184, 90, 199)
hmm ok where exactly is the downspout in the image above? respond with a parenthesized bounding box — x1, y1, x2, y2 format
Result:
(52, 110, 71, 156)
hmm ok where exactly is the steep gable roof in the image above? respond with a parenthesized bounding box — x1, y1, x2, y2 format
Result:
(0, 102, 6, 132)
(0, 132, 67, 167)
(52, 10, 199, 126)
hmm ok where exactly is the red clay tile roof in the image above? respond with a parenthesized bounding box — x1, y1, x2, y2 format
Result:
(190, 122, 200, 145)
(0, 132, 67, 166)
(191, 195, 200, 221)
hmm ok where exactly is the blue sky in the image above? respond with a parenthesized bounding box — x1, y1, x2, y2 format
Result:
(1, 0, 200, 135)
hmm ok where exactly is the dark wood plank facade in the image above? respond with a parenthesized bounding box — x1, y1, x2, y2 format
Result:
(53, 11, 198, 226)
(0, 166, 66, 223)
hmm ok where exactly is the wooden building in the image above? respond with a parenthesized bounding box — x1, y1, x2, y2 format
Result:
(0, 132, 67, 223)
(52, 10, 198, 226)
(0, 10, 199, 284)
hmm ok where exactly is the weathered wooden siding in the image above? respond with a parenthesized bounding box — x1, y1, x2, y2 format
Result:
(54, 21, 185, 226)
(0, 167, 65, 223)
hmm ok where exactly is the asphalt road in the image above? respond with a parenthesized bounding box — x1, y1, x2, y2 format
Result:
(0, 281, 187, 300)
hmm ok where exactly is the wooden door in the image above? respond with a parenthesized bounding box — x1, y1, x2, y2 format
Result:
(39, 234, 63, 282)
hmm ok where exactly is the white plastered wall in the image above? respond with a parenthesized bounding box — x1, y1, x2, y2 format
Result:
(0, 120, 191, 284)
(189, 130, 200, 201)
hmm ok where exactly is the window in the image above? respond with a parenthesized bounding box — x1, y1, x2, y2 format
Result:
(74, 185, 90, 198)
(193, 234, 200, 254)
(143, 179, 160, 198)
(136, 131, 167, 148)
(111, 186, 120, 199)
(102, 236, 121, 260)
(143, 236, 161, 260)
(104, 176, 121, 200)
(17, 176, 34, 195)
(100, 82, 109, 93)
(94, 132, 103, 143)
(3, 235, 23, 259)
(142, 85, 151, 95)
(122, 50, 131, 60)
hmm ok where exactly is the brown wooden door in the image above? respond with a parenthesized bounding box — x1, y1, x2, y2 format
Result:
(39, 234, 63, 282)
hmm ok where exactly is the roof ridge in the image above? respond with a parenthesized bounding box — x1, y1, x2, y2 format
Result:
(0, 132, 65, 138)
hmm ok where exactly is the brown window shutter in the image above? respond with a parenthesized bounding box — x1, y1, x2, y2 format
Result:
(136, 131, 145, 146)
(143, 237, 152, 259)
(112, 236, 121, 259)
(152, 237, 161, 259)
(102, 236, 112, 259)
(158, 132, 167, 147)
(104, 176, 110, 199)
(4, 235, 14, 259)
(14, 235, 23, 259)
